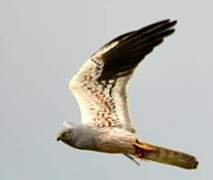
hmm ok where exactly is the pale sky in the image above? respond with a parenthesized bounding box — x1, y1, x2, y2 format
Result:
(0, 0, 212, 180)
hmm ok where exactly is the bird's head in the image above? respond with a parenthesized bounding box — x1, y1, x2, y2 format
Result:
(56, 122, 77, 143)
(56, 122, 97, 150)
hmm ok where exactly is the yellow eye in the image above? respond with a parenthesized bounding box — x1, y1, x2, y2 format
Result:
(63, 132, 71, 140)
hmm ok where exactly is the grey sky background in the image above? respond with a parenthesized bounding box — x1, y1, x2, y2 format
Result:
(0, 0, 212, 180)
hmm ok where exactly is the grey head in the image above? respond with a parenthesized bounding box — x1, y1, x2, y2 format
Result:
(56, 122, 98, 150)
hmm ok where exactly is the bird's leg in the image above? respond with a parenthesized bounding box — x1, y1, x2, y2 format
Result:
(134, 140, 157, 158)
(123, 153, 140, 166)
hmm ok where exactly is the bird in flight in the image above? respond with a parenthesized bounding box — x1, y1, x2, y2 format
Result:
(57, 19, 198, 169)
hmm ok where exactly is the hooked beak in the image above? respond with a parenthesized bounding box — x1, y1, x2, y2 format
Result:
(56, 134, 62, 141)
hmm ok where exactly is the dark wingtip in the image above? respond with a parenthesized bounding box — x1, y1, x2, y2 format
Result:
(162, 19, 177, 24)
(169, 19, 177, 27)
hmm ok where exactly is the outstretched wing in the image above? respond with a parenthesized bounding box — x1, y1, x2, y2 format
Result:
(69, 19, 177, 132)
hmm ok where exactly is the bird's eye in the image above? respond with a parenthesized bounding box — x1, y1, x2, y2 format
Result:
(63, 132, 71, 139)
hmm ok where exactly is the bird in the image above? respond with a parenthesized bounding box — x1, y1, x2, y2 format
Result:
(56, 19, 198, 169)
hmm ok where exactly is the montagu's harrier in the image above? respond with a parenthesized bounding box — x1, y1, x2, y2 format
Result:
(57, 19, 198, 169)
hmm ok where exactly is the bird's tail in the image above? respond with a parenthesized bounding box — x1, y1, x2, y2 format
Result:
(133, 140, 198, 169)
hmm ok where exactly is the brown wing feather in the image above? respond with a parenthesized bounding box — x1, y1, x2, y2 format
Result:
(69, 19, 177, 132)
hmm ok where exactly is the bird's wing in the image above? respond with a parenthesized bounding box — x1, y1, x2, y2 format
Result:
(69, 19, 177, 132)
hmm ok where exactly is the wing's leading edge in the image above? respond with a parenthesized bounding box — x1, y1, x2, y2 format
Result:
(69, 19, 177, 132)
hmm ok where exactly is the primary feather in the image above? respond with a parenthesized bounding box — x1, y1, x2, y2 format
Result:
(57, 19, 198, 170)
(69, 19, 177, 132)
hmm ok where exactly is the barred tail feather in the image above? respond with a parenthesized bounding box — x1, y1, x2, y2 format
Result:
(134, 141, 198, 169)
